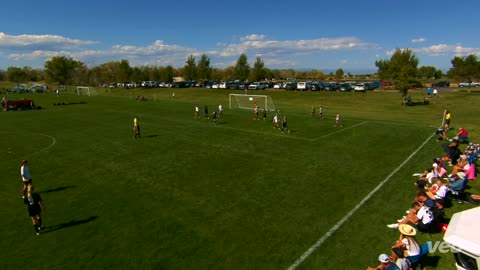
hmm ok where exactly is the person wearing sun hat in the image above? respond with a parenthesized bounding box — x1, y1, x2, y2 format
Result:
(366, 253, 400, 270)
(391, 224, 421, 259)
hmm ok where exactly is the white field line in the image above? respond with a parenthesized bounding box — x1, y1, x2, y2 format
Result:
(23, 133, 57, 159)
(287, 131, 436, 270)
(145, 120, 368, 142)
(310, 121, 368, 142)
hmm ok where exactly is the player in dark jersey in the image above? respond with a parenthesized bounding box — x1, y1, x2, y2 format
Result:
(24, 184, 44, 235)
(212, 110, 218, 125)
(282, 116, 290, 133)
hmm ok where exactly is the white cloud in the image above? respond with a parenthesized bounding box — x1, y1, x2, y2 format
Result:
(411, 38, 426, 43)
(3, 32, 372, 68)
(219, 36, 370, 57)
(240, 34, 266, 41)
(0, 32, 97, 49)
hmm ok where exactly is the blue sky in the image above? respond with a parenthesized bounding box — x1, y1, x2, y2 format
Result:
(1, 0, 479, 73)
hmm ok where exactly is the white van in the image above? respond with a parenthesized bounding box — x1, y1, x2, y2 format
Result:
(297, 82, 307, 91)
(444, 206, 480, 270)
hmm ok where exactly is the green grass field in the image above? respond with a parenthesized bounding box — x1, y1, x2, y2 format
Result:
(1, 87, 479, 269)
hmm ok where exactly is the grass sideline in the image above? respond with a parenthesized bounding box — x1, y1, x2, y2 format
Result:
(0, 88, 479, 269)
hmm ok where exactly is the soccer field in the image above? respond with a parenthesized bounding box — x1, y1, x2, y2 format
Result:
(1, 88, 479, 269)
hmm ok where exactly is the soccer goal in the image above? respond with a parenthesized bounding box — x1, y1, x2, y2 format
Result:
(77, 86, 98, 96)
(229, 94, 275, 111)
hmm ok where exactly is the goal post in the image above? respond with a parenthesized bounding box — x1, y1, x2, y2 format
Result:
(77, 86, 98, 96)
(229, 94, 275, 111)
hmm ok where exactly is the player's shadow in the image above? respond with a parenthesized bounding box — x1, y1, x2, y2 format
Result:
(42, 216, 98, 234)
(143, 135, 159, 138)
(38, 185, 76, 194)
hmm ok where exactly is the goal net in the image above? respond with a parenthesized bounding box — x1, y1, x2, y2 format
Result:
(77, 86, 98, 96)
(229, 94, 275, 111)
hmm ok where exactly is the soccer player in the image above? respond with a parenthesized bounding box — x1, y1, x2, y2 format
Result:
(281, 116, 289, 133)
(254, 106, 259, 120)
(311, 106, 316, 118)
(445, 110, 451, 131)
(262, 108, 267, 122)
(194, 106, 200, 119)
(212, 110, 218, 125)
(273, 113, 279, 129)
(133, 115, 140, 138)
(319, 106, 324, 119)
(335, 112, 342, 127)
(218, 104, 223, 116)
(20, 160, 32, 198)
(24, 184, 44, 235)
(204, 105, 209, 119)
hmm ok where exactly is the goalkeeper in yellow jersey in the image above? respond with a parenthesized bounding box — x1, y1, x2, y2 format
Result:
(133, 115, 140, 138)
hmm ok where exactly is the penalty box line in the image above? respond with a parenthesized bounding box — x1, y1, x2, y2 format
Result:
(286, 131, 437, 270)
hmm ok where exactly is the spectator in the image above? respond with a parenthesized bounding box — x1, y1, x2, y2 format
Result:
(430, 178, 449, 200)
(391, 224, 421, 258)
(391, 247, 411, 270)
(367, 254, 400, 270)
(455, 127, 469, 142)
(435, 126, 449, 141)
(388, 201, 433, 232)
(442, 139, 461, 166)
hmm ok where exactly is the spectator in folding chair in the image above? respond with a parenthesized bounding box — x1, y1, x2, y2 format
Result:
(464, 162, 476, 180)
(451, 155, 468, 175)
(455, 127, 469, 143)
(428, 178, 449, 201)
(448, 174, 468, 201)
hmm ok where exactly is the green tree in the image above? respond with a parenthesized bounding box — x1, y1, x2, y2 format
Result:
(447, 54, 480, 82)
(6, 67, 29, 83)
(197, 54, 212, 83)
(234, 53, 250, 81)
(44, 56, 84, 85)
(375, 48, 420, 96)
(117, 59, 132, 83)
(418, 66, 437, 80)
(183, 55, 197, 81)
(249, 56, 265, 82)
(335, 68, 345, 80)
(161, 65, 175, 83)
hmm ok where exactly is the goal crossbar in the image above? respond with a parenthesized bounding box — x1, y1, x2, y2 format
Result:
(229, 94, 275, 111)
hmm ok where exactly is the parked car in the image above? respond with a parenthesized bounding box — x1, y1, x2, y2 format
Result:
(284, 82, 297, 90)
(339, 83, 353, 92)
(370, 81, 381, 89)
(459, 81, 480, 87)
(219, 82, 227, 89)
(171, 81, 189, 88)
(381, 81, 393, 87)
(354, 83, 368, 92)
(311, 82, 322, 91)
(248, 82, 266, 90)
(297, 82, 307, 91)
(273, 83, 283, 89)
(431, 81, 450, 87)
(324, 82, 339, 91)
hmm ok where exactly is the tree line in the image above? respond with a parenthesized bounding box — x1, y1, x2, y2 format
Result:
(1, 51, 480, 94)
